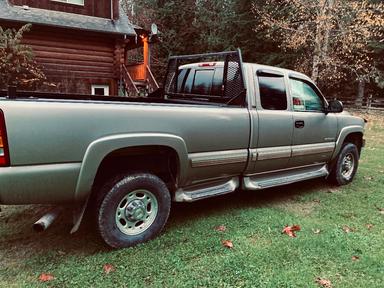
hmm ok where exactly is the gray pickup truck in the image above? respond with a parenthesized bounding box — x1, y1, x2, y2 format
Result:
(0, 50, 365, 248)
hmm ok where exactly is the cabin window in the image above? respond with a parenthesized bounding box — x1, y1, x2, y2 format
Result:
(92, 85, 110, 96)
(52, 0, 84, 5)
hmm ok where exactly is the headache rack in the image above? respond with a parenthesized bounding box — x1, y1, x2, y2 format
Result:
(160, 49, 246, 106)
(1, 50, 246, 106)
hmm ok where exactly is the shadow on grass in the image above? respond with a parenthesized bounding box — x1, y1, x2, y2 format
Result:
(0, 178, 329, 258)
(169, 178, 327, 223)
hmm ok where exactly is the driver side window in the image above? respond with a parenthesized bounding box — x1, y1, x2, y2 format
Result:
(289, 78, 324, 112)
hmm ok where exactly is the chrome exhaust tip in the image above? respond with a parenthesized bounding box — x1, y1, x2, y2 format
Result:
(33, 207, 62, 232)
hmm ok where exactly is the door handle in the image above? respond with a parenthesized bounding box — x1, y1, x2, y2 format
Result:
(295, 120, 305, 128)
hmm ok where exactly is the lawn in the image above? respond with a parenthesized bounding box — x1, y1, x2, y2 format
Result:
(0, 111, 383, 288)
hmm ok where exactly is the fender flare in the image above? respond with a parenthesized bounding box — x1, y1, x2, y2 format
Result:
(74, 133, 189, 202)
(331, 125, 364, 160)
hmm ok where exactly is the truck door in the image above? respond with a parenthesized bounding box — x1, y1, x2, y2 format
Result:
(287, 76, 337, 167)
(249, 69, 294, 173)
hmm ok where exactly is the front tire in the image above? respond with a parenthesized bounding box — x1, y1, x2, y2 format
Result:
(96, 173, 171, 248)
(329, 143, 359, 186)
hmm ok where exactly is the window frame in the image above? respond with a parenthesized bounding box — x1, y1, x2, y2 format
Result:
(51, 0, 85, 6)
(91, 84, 110, 96)
(288, 76, 327, 113)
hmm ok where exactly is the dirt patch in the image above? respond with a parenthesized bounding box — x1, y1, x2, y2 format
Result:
(267, 198, 321, 216)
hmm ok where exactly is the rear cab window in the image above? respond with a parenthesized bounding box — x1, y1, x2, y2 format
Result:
(191, 70, 214, 95)
(179, 67, 224, 96)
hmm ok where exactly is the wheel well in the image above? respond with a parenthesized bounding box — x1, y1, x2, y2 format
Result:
(343, 132, 363, 155)
(92, 145, 179, 194)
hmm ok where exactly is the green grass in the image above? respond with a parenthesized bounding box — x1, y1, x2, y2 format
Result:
(1, 111, 383, 288)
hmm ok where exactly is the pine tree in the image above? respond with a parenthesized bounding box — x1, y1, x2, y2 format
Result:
(0, 24, 48, 90)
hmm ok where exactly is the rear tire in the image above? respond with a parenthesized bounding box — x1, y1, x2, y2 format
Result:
(96, 173, 171, 248)
(329, 143, 359, 186)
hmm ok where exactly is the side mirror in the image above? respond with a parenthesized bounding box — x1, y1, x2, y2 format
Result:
(327, 100, 343, 113)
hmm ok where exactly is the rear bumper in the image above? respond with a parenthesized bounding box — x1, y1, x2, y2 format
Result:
(0, 163, 81, 205)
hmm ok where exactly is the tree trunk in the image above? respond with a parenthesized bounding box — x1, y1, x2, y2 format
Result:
(355, 79, 365, 108)
(311, 53, 320, 83)
(311, 0, 335, 83)
(322, 0, 334, 65)
(311, 1, 326, 83)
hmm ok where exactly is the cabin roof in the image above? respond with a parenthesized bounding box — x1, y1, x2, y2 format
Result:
(0, 0, 136, 36)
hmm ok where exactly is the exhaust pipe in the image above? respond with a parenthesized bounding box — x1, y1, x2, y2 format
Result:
(33, 207, 62, 232)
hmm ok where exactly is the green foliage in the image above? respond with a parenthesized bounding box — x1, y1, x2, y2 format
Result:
(0, 24, 47, 89)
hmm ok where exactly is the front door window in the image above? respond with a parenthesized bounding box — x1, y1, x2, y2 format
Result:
(289, 78, 324, 112)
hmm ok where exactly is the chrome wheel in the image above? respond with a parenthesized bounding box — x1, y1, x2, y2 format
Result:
(340, 152, 355, 180)
(115, 189, 159, 236)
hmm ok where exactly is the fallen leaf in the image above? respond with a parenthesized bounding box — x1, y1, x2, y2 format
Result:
(366, 224, 374, 230)
(57, 250, 66, 256)
(282, 225, 301, 237)
(38, 273, 55, 282)
(313, 199, 321, 203)
(315, 277, 332, 288)
(222, 240, 233, 249)
(215, 225, 226, 232)
(378, 208, 384, 215)
(364, 176, 373, 181)
(103, 264, 115, 274)
(342, 225, 354, 233)
(313, 229, 321, 234)
(352, 256, 360, 261)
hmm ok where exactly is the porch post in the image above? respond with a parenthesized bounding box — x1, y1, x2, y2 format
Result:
(143, 36, 150, 80)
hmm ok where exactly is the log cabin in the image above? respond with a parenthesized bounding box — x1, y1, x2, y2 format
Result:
(0, 0, 158, 96)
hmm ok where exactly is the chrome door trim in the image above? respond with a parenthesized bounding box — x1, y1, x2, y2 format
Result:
(250, 148, 258, 161)
(292, 142, 335, 157)
(189, 149, 248, 168)
(257, 146, 291, 161)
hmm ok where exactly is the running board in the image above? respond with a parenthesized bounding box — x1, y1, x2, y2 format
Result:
(174, 177, 239, 202)
(243, 165, 329, 190)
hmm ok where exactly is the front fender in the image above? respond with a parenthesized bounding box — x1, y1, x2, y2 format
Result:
(74, 133, 189, 201)
(331, 125, 364, 160)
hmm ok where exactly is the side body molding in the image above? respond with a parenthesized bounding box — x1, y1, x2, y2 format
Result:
(74, 133, 189, 201)
(332, 125, 364, 160)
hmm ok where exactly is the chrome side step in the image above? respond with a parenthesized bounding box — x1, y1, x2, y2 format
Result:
(243, 164, 329, 190)
(174, 177, 239, 202)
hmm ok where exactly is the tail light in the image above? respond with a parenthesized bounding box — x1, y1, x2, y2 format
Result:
(198, 63, 216, 67)
(0, 110, 10, 166)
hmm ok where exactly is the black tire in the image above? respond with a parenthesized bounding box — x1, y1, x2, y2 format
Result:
(96, 173, 171, 248)
(329, 143, 359, 186)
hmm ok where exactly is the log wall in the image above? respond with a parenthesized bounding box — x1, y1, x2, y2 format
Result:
(8, 0, 118, 19)
(20, 26, 123, 95)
